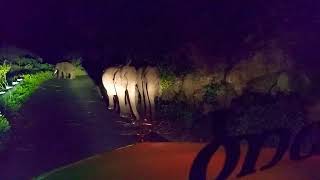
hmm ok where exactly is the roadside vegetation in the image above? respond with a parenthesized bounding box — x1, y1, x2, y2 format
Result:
(0, 71, 53, 111)
(0, 47, 54, 135)
(71, 58, 87, 76)
(0, 116, 10, 135)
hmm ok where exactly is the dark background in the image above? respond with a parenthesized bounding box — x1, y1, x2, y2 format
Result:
(1, 0, 320, 74)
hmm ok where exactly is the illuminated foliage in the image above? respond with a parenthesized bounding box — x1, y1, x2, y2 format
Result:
(71, 58, 87, 76)
(0, 63, 11, 90)
(0, 116, 10, 134)
(1, 71, 53, 111)
(7, 58, 53, 77)
(159, 68, 176, 93)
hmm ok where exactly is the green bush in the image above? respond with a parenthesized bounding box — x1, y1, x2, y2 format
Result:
(12, 57, 39, 66)
(7, 57, 53, 76)
(70, 58, 87, 76)
(159, 68, 176, 93)
(33, 63, 54, 72)
(0, 116, 10, 134)
(74, 67, 87, 76)
(1, 71, 53, 111)
(0, 63, 11, 90)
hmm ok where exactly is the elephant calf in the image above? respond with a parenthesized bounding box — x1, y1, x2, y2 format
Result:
(54, 62, 76, 79)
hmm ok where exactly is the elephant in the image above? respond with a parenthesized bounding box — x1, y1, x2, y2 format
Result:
(141, 66, 161, 121)
(114, 65, 140, 120)
(54, 62, 76, 79)
(136, 67, 146, 118)
(102, 66, 121, 110)
(102, 65, 160, 121)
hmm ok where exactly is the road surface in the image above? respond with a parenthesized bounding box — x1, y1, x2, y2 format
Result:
(38, 143, 320, 180)
(0, 76, 136, 179)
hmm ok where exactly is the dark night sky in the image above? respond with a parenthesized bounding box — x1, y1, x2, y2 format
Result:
(0, 0, 320, 67)
(0, 0, 197, 60)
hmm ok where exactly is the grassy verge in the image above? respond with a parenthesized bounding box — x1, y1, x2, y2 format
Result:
(74, 67, 88, 76)
(1, 71, 53, 111)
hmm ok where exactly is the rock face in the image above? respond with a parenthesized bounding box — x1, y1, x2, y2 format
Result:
(226, 48, 292, 95)
(247, 71, 310, 95)
(181, 71, 214, 105)
(246, 72, 281, 94)
(275, 71, 310, 94)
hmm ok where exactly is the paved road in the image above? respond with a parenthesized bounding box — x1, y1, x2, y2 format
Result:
(0, 76, 136, 179)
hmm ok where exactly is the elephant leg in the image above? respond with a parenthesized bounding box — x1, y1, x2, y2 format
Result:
(70, 73, 75, 79)
(136, 85, 145, 119)
(149, 95, 156, 121)
(113, 84, 119, 112)
(114, 95, 120, 112)
(104, 80, 115, 110)
(135, 86, 140, 110)
(144, 83, 152, 120)
(107, 94, 114, 110)
(128, 85, 140, 120)
(118, 88, 130, 117)
(140, 82, 147, 119)
(147, 84, 157, 121)
(58, 71, 63, 79)
(125, 90, 131, 114)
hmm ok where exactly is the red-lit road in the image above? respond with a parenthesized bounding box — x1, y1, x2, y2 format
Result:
(0, 76, 136, 179)
(38, 143, 320, 180)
